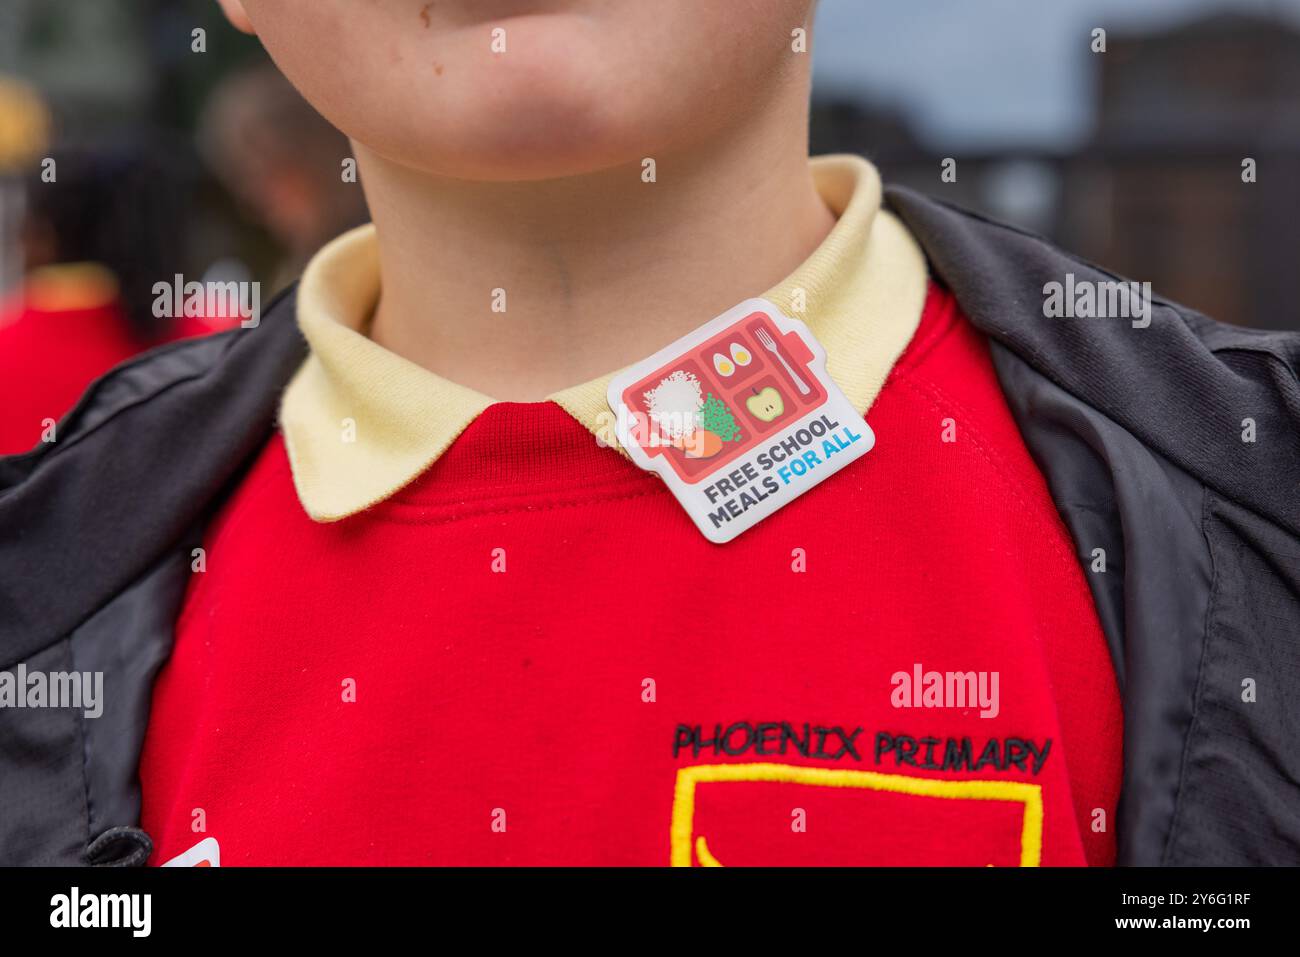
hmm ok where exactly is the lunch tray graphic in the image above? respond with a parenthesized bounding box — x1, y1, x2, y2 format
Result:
(618, 311, 828, 484)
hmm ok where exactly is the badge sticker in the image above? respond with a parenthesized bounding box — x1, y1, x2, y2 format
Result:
(608, 298, 874, 543)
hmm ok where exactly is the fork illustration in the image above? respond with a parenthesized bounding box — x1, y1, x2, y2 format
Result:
(755, 326, 811, 395)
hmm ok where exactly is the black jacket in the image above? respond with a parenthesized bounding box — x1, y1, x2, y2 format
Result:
(2, 188, 1298, 866)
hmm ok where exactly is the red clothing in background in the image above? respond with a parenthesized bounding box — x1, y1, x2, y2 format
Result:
(0, 275, 212, 455)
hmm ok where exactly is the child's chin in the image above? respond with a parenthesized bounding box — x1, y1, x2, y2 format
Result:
(371, 103, 664, 183)
(412, 138, 647, 183)
(464, 127, 652, 182)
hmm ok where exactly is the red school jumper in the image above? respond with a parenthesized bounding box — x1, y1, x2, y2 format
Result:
(139, 284, 1123, 866)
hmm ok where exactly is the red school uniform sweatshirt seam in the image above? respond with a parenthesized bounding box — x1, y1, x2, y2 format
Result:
(368, 482, 671, 527)
(890, 371, 1083, 577)
(888, 325, 1124, 865)
(173, 451, 297, 637)
(886, 287, 1085, 580)
(888, 280, 961, 379)
(384, 467, 659, 515)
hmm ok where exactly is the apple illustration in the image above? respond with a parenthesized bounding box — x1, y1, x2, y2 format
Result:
(746, 386, 784, 422)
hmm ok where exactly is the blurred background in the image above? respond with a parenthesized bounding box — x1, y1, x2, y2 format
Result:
(813, 0, 1300, 334)
(0, 0, 1296, 451)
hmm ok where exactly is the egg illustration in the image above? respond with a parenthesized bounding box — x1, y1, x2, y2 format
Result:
(730, 341, 752, 366)
(712, 352, 735, 376)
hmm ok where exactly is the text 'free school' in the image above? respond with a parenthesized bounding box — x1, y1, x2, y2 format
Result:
(702, 415, 863, 528)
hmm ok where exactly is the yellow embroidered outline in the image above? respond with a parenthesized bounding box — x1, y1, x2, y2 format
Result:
(670, 763, 1043, 867)
(694, 836, 724, 867)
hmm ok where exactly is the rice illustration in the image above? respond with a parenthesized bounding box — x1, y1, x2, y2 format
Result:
(644, 370, 704, 439)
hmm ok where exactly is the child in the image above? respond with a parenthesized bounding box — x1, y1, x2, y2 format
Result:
(1, 0, 1296, 867)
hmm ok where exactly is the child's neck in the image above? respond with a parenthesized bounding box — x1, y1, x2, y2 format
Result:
(358, 90, 834, 402)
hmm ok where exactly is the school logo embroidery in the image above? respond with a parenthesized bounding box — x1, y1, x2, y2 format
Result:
(670, 722, 1050, 867)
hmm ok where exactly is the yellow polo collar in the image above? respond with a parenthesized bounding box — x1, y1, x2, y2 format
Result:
(281, 155, 928, 522)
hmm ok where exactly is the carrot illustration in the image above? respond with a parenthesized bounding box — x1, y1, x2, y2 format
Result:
(673, 429, 724, 458)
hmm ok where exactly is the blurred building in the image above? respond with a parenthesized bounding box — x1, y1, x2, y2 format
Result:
(813, 10, 1300, 331)
(1068, 11, 1300, 330)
